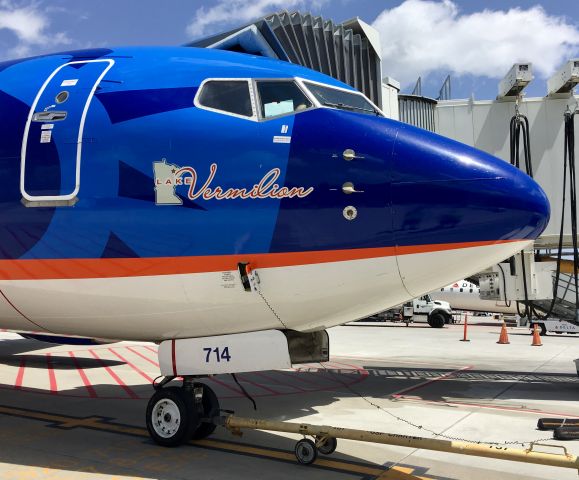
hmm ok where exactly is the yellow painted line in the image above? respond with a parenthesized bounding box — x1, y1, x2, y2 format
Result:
(195, 438, 385, 476)
(0, 404, 435, 479)
(375, 466, 430, 479)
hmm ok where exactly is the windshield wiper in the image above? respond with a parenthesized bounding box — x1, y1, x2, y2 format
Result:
(321, 101, 380, 116)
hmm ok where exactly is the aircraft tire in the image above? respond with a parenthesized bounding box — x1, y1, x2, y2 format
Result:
(191, 382, 220, 440)
(146, 386, 197, 447)
(427, 312, 445, 328)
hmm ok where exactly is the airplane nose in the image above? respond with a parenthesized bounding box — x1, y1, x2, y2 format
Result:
(391, 124, 550, 296)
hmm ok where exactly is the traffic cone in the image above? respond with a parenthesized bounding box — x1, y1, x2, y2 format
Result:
(531, 324, 542, 346)
(497, 321, 510, 344)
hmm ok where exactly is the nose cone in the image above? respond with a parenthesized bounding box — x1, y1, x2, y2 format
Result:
(392, 124, 550, 245)
(392, 124, 550, 296)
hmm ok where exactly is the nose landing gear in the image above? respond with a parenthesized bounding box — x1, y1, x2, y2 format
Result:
(146, 377, 220, 447)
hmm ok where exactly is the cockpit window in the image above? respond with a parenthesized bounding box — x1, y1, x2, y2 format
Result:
(198, 80, 253, 117)
(256, 81, 312, 119)
(304, 82, 381, 116)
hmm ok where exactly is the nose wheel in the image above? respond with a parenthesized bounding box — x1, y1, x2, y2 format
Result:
(146, 380, 220, 447)
(146, 386, 197, 447)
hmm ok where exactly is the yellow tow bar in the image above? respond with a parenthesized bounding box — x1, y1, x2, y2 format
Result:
(220, 415, 578, 470)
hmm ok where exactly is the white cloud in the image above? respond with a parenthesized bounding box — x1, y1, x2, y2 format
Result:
(372, 0, 579, 87)
(0, 1, 70, 59)
(186, 0, 327, 38)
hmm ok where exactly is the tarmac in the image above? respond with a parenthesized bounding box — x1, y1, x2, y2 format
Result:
(0, 318, 577, 480)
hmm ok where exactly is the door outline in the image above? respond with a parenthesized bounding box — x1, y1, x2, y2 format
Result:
(20, 59, 115, 202)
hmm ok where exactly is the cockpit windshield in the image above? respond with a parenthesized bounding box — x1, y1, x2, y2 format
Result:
(256, 81, 312, 118)
(304, 82, 381, 116)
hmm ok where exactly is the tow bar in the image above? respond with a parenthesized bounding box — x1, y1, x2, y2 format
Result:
(215, 415, 579, 471)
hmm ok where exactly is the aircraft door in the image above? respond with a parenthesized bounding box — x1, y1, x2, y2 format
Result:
(21, 59, 114, 203)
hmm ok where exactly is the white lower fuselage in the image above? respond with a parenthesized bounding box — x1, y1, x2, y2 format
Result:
(0, 240, 529, 341)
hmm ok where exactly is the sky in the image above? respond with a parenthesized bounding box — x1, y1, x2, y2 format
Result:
(0, 0, 578, 100)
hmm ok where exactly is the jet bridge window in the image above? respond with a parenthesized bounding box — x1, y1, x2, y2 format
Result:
(304, 82, 381, 116)
(256, 81, 312, 119)
(198, 80, 253, 117)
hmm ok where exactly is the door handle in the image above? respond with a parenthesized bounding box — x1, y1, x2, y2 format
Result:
(32, 111, 67, 122)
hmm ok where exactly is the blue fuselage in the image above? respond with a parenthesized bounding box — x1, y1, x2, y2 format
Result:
(0, 46, 553, 341)
(0, 47, 549, 268)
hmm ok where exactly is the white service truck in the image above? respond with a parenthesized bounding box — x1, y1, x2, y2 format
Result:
(361, 295, 453, 328)
(401, 295, 453, 328)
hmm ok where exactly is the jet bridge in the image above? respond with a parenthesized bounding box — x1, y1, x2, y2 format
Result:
(430, 63, 579, 321)
(434, 64, 579, 249)
(187, 11, 398, 116)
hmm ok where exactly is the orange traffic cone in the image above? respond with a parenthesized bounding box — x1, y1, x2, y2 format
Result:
(497, 321, 510, 344)
(531, 324, 543, 346)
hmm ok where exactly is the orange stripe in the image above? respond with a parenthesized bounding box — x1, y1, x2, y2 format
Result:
(0, 239, 522, 280)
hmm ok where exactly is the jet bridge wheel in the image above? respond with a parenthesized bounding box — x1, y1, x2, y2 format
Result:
(146, 387, 198, 447)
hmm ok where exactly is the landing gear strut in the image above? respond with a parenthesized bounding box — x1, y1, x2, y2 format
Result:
(146, 377, 220, 447)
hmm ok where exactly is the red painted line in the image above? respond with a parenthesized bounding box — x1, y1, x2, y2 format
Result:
(88, 349, 138, 399)
(277, 368, 318, 386)
(322, 362, 345, 369)
(292, 365, 350, 387)
(207, 376, 244, 395)
(108, 348, 154, 383)
(324, 360, 369, 386)
(320, 363, 342, 370)
(0, 382, 134, 401)
(327, 360, 358, 369)
(270, 369, 324, 389)
(144, 345, 158, 354)
(390, 366, 473, 398)
(333, 355, 467, 369)
(8, 371, 575, 413)
(236, 374, 280, 395)
(252, 371, 307, 393)
(125, 346, 159, 367)
(45, 353, 57, 394)
(68, 351, 97, 398)
(328, 360, 368, 372)
(14, 356, 26, 389)
(0, 239, 522, 280)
